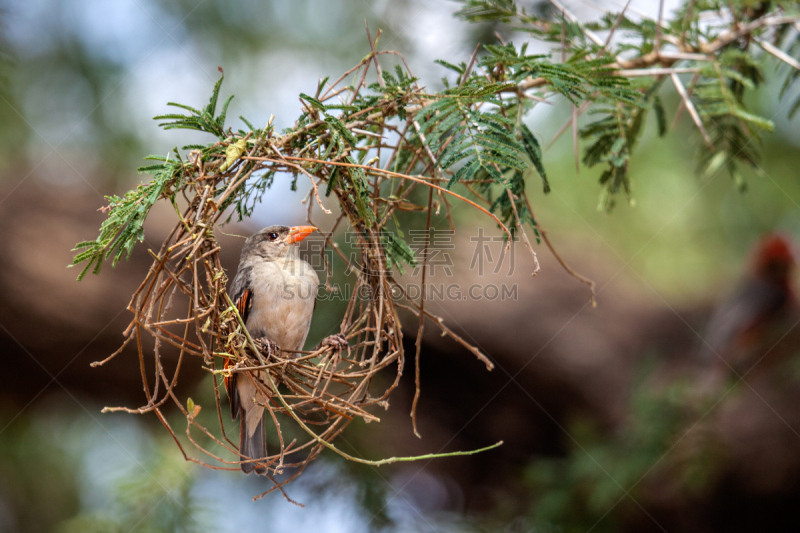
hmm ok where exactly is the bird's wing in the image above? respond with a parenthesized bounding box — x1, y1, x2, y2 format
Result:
(225, 265, 254, 420)
(230, 265, 254, 324)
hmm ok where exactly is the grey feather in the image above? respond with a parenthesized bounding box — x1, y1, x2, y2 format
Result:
(239, 413, 266, 475)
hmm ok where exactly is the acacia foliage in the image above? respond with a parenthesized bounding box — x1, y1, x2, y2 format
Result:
(73, 1, 800, 278)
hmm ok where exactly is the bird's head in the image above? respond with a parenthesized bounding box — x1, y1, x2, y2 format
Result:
(751, 232, 796, 285)
(242, 225, 317, 261)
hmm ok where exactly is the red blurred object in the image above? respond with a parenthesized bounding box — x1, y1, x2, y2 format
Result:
(704, 233, 798, 374)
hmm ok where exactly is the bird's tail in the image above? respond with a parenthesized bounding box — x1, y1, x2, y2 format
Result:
(239, 410, 267, 475)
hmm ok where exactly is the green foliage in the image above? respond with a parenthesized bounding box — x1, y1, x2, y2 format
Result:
(455, 0, 519, 23)
(454, 0, 800, 208)
(524, 373, 722, 532)
(364, 65, 419, 118)
(417, 84, 526, 188)
(381, 227, 418, 274)
(444, 38, 640, 212)
(320, 114, 376, 226)
(479, 43, 639, 105)
(343, 155, 376, 227)
(520, 123, 549, 193)
(71, 76, 272, 278)
(0, 415, 82, 533)
(231, 169, 275, 221)
(57, 448, 206, 533)
(414, 81, 544, 236)
(71, 154, 185, 280)
(73, 0, 800, 277)
(580, 80, 662, 211)
(417, 41, 637, 227)
(154, 75, 234, 140)
(779, 27, 800, 119)
(694, 50, 774, 190)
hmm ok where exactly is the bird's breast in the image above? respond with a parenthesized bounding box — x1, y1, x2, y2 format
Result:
(246, 258, 319, 352)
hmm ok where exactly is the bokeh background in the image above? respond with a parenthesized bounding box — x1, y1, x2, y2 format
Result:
(1, 0, 800, 531)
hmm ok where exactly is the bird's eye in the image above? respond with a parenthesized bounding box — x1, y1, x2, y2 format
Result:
(267, 232, 279, 241)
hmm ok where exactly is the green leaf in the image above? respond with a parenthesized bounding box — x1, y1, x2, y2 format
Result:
(520, 124, 549, 193)
(300, 93, 327, 111)
(153, 75, 230, 139)
(381, 230, 418, 273)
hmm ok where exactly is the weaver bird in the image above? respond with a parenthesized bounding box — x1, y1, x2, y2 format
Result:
(224, 225, 346, 474)
(704, 233, 797, 375)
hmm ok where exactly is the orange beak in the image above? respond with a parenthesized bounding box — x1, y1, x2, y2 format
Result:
(286, 225, 317, 244)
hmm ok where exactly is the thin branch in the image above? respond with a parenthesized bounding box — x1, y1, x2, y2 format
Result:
(618, 67, 702, 77)
(507, 190, 541, 277)
(603, 0, 632, 51)
(670, 70, 701, 131)
(655, 0, 665, 52)
(365, 22, 385, 89)
(754, 37, 800, 72)
(523, 196, 596, 306)
(249, 155, 513, 238)
(411, 186, 434, 439)
(545, 99, 592, 150)
(549, 0, 604, 47)
(703, 15, 800, 54)
(670, 71, 713, 148)
(460, 43, 482, 88)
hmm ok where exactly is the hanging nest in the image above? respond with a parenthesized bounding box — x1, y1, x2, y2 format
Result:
(89, 139, 500, 502)
(75, 32, 600, 502)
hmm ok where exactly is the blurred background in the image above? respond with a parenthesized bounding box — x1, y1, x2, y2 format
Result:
(1, 0, 800, 531)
